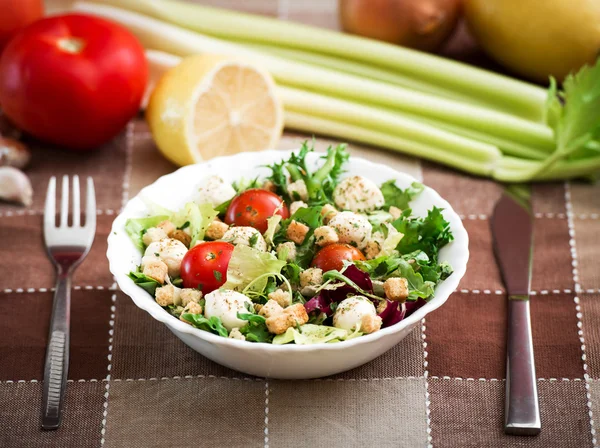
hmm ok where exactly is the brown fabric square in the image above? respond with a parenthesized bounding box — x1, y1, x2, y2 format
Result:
(422, 162, 502, 216)
(331, 325, 424, 379)
(459, 219, 504, 292)
(0, 215, 54, 290)
(129, 121, 177, 199)
(0, 214, 114, 290)
(531, 217, 574, 291)
(0, 131, 127, 214)
(104, 377, 265, 448)
(531, 293, 583, 379)
(426, 292, 505, 379)
(269, 378, 427, 447)
(0, 381, 104, 448)
(532, 183, 566, 214)
(570, 181, 600, 216)
(429, 377, 592, 448)
(579, 294, 600, 378)
(0, 290, 111, 381)
(574, 218, 600, 291)
(111, 292, 242, 379)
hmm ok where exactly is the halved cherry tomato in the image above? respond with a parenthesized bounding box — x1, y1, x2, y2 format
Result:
(311, 243, 366, 272)
(225, 188, 289, 233)
(180, 241, 234, 293)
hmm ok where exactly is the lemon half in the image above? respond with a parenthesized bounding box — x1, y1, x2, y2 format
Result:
(146, 54, 284, 166)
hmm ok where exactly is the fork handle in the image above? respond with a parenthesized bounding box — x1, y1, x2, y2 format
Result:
(42, 275, 71, 430)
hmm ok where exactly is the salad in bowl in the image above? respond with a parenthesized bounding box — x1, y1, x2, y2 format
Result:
(124, 142, 454, 346)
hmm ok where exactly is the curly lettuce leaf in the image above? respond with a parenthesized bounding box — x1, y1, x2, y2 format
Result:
(181, 314, 228, 337)
(380, 180, 424, 211)
(222, 245, 286, 292)
(237, 313, 273, 343)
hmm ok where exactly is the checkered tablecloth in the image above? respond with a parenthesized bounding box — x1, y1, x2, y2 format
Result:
(1, 1, 598, 447)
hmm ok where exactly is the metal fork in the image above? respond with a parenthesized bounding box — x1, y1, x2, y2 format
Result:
(42, 176, 96, 430)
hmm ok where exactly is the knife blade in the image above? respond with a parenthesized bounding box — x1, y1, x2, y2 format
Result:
(491, 191, 541, 436)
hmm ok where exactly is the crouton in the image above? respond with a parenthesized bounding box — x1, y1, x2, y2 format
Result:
(142, 260, 168, 284)
(155, 284, 181, 307)
(259, 299, 284, 319)
(262, 180, 277, 193)
(383, 277, 409, 302)
(361, 314, 382, 334)
(288, 179, 308, 201)
(254, 303, 264, 313)
(299, 268, 323, 288)
(170, 229, 191, 247)
(229, 328, 246, 340)
(268, 289, 292, 308)
(290, 201, 308, 215)
(142, 227, 168, 246)
(179, 300, 203, 322)
(320, 204, 338, 223)
(314, 226, 339, 247)
(157, 220, 176, 236)
(364, 240, 382, 260)
(265, 303, 309, 335)
(389, 206, 402, 220)
(205, 220, 229, 240)
(180, 288, 202, 306)
(276, 242, 297, 262)
(286, 220, 309, 244)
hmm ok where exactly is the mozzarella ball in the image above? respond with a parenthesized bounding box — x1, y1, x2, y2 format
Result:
(333, 175, 385, 213)
(142, 238, 188, 278)
(328, 211, 372, 249)
(194, 175, 236, 207)
(204, 289, 253, 331)
(222, 226, 267, 251)
(333, 295, 377, 331)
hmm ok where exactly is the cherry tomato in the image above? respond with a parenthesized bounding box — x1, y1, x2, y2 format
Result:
(311, 243, 366, 272)
(0, 0, 43, 52)
(0, 14, 147, 150)
(180, 241, 234, 293)
(225, 189, 289, 233)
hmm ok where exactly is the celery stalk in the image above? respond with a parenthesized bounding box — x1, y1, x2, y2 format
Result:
(98, 0, 547, 122)
(284, 111, 496, 177)
(76, 2, 555, 149)
(279, 86, 501, 163)
(494, 156, 600, 182)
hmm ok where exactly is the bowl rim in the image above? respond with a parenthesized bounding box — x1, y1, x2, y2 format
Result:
(108, 149, 469, 352)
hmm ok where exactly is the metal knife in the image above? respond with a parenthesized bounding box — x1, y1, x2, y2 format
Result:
(491, 190, 541, 436)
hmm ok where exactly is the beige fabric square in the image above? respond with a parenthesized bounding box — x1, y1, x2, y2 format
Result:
(104, 377, 265, 448)
(284, 0, 339, 29)
(588, 379, 600, 439)
(429, 378, 592, 448)
(579, 294, 600, 378)
(574, 218, 600, 290)
(268, 377, 427, 447)
(331, 326, 424, 379)
(0, 381, 104, 448)
(570, 182, 600, 216)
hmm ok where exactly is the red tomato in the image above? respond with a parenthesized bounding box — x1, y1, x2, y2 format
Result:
(0, 0, 43, 52)
(225, 189, 289, 233)
(311, 243, 366, 272)
(181, 241, 234, 293)
(0, 14, 147, 150)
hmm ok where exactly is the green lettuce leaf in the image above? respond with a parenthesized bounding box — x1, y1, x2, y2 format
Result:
(237, 313, 273, 343)
(181, 314, 228, 337)
(222, 245, 286, 292)
(171, 202, 218, 246)
(272, 324, 355, 345)
(125, 215, 170, 251)
(128, 271, 162, 296)
(263, 214, 282, 248)
(380, 180, 424, 211)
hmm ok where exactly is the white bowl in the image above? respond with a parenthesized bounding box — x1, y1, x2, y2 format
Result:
(107, 150, 469, 379)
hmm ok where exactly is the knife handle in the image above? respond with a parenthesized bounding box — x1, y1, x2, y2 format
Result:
(505, 297, 541, 435)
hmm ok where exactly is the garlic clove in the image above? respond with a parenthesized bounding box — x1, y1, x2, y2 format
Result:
(0, 137, 31, 169)
(0, 167, 33, 206)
